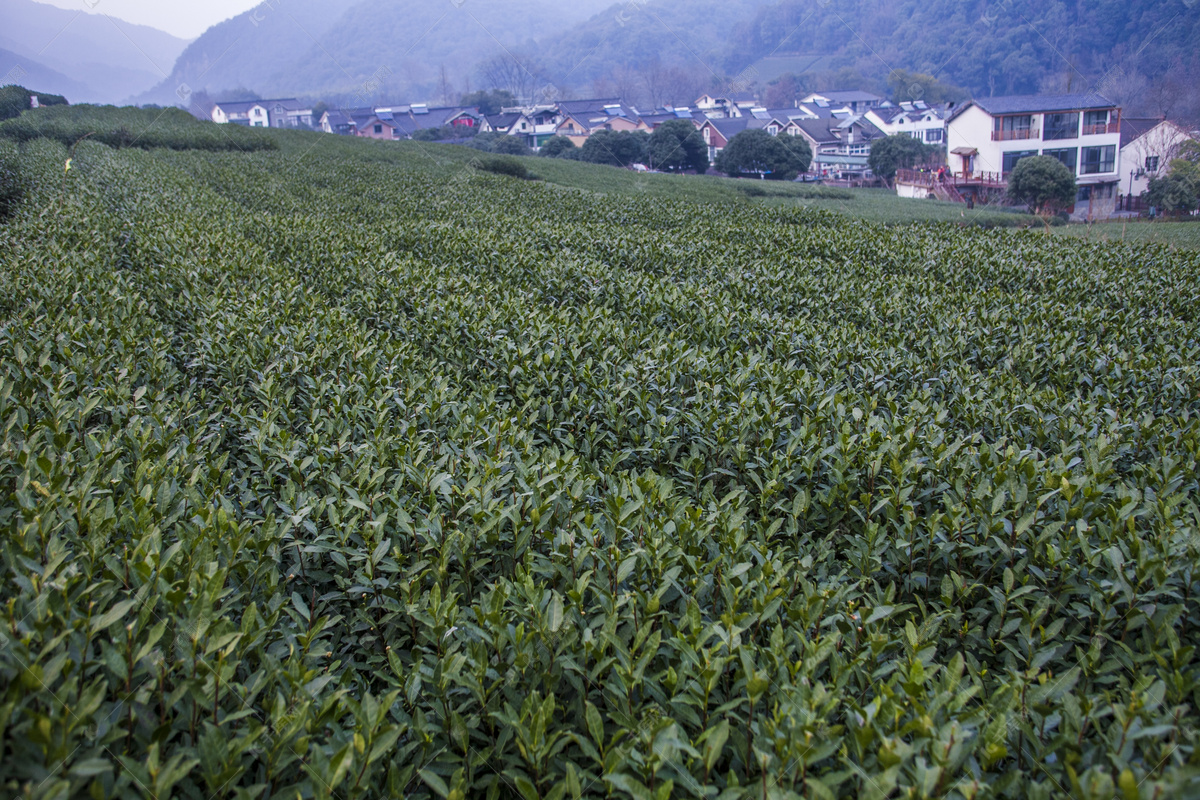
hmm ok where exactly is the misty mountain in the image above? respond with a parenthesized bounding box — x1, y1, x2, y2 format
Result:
(138, 0, 616, 107)
(0, 46, 92, 102)
(0, 0, 190, 103)
(722, 0, 1200, 114)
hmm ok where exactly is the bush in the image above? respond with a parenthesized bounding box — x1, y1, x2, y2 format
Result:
(0, 104, 278, 152)
(538, 136, 577, 158)
(716, 129, 806, 180)
(478, 155, 528, 179)
(1007, 155, 1075, 215)
(0, 85, 69, 122)
(0, 140, 23, 218)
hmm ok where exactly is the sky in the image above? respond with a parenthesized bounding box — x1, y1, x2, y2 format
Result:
(35, 0, 263, 39)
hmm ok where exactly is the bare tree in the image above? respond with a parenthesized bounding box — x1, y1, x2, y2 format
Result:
(478, 52, 541, 104)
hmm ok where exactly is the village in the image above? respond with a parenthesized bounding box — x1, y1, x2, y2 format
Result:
(211, 89, 1198, 221)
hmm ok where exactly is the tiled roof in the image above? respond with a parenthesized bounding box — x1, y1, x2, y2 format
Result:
(969, 93, 1116, 115)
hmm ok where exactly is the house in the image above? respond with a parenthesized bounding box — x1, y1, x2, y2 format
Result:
(356, 112, 414, 140)
(945, 93, 1123, 219)
(505, 105, 563, 150)
(800, 91, 884, 115)
(408, 104, 482, 133)
(695, 92, 759, 119)
(865, 102, 946, 145)
(554, 99, 640, 147)
(1118, 117, 1195, 201)
(790, 116, 886, 179)
(696, 117, 776, 162)
(481, 112, 522, 134)
(320, 107, 373, 135)
(212, 98, 313, 128)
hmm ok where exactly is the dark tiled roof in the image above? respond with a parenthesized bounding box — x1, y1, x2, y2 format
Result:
(1120, 117, 1165, 148)
(970, 93, 1116, 115)
(556, 98, 621, 115)
(815, 90, 882, 103)
(216, 98, 306, 114)
(486, 113, 522, 130)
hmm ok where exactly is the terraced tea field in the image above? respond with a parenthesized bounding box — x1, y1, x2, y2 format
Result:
(2, 120, 1200, 799)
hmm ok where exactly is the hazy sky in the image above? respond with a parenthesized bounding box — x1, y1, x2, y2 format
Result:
(35, 0, 263, 38)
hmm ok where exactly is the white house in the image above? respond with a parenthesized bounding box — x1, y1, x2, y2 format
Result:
(945, 93, 1123, 219)
(1118, 117, 1195, 201)
(800, 90, 884, 115)
(212, 98, 313, 129)
(865, 102, 946, 146)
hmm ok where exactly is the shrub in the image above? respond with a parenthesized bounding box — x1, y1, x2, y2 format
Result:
(0, 104, 278, 152)
(478, 155, 528, 179)
(538, 136, 577, 158)
(0, 140, 23, 218)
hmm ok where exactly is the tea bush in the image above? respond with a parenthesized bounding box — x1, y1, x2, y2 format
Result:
(1, 129, 1200, 799)
(0, 105, 278, 152)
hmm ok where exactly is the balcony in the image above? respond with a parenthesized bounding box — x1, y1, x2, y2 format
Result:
(1082, 122, 1120, 135)
(992, 128, 1040, 141)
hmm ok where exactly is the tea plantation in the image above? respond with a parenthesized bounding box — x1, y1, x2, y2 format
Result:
(2, 119, 1200, 800)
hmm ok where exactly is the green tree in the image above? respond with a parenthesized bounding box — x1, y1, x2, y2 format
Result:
(868, 134, 936, 185)
(779, 133, 813, 175)
(1007, 155, 1076, 215)
(1146, 159, 1199, 215)
(490, 135, 532, 156)
(538, 136, 577, 158)
(647, 119, 709, 173)
(459, 90, 516, 116)
(0, 85, 68, 121)
(715, 129, 806, 180)
(886, 69, 970, 105)
(580, 130, 647, 167)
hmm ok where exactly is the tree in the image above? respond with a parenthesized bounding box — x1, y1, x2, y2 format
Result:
(763, 73, 813, 109)
(490, 135, 532, 156)
(459, 90, 516, 116)
(1007, 155, 1076, 216)
(1146, 159, 1200, 215)
(886, 69, 969, 105)
(714, 129, 806, 180)
(648, 119, 709, 173)
(478, 53, 540, 104)
(0, 85, 68, 121)
(538, 136, 578, 158)
(581, 130, 647, 167)
(778, 134, 813, 175)
(869, 135, 937, 185)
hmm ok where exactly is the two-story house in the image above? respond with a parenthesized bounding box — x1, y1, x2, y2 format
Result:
(865, 101, 946, 146)
(212, 98, 314, 129)
(1118, 117, 1195, 204)
(800, 90, 884, 115)
(945, 93, 1123, 219)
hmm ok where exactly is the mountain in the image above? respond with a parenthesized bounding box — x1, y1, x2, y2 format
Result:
(722, 0, 1200, 118)
(138, 0, 616, 106)
(0, 0, 190, 103)
(0, 46, 92, 101)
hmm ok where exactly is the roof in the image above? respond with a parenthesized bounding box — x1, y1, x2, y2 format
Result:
(963, 93, 1116, 117)
(791, 116, 884, 144)
(810, 90, 882, 103)
(486, 112, 522, 130)
(556, 98, 621, 116)
(1119, 117, 1177, 148)
(215, 98, 307, 114)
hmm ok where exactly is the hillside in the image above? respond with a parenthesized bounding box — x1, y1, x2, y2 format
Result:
(137, 0, 615, 106)
(722, 0, 1200, 118)
(2, 107, 1200, 799)
(0, 47, 92, 102)
(0, 0, 189, 103)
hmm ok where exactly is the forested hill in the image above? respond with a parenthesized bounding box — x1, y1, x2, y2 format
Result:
(137, 0, 614, 106)
(721, 0, 1200, 113)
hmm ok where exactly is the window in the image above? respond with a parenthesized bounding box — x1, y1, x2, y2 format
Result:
(1042, 147, 1077, 174)
(925, 129, 943, 143)
(1083, 109, 1111, 135)
(995, 115, 1034, 140)
(768, 124, 778, 134)
(1145, 155, 1160, 172)
(1080, 145, 1115, 174)
(373, 124, 382, 134)
(1077, 183, 1115, 201)
(1002, 150, 1037, 174)
(1043, 112, 1078, 140)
